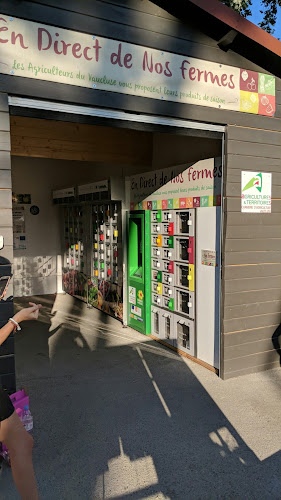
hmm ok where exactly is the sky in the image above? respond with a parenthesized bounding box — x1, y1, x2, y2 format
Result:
(248, 1, 281, 39)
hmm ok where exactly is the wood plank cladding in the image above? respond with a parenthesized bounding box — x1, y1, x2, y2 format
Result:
(10, 116, 153, 164)
(223, 124, 281, 379)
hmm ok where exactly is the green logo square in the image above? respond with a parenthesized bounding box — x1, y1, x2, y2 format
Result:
(167, 199, 173, 209)
(152, 200, 157, 210)
(258, 73, 275, 96)
(201, 196, 209, 207)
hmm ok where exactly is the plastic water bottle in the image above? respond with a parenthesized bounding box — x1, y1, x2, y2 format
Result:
(22, 405, 33, 432)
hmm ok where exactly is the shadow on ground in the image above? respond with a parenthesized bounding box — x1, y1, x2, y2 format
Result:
(1, 294, 280, 500)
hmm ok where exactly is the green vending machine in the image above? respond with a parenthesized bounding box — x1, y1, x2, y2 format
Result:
(127, 211, 151, 334)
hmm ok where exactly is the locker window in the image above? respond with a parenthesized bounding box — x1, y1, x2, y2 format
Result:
(165, 317, 171, 339)
(177, 323, 190, 349)
(179, 265, 189, 287)
(179, 291, 190, 315)
(154, 311, 159, 334)
(179, 239, 189, 261)
(177, 212, 190, 234)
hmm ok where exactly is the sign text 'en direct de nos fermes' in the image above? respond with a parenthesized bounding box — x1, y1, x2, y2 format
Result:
(0, 14, 276, 116)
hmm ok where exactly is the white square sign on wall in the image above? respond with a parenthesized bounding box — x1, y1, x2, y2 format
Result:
(241, 171, 272, 213)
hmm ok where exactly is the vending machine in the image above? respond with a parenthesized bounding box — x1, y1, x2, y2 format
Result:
(150, 208, 196, 355)
(127, 211, 151, 334)
(53, 178, 125, 321)
(127, 158, 222, 367)
(88, 201, 123, 320)
(61, 204, 88, 301)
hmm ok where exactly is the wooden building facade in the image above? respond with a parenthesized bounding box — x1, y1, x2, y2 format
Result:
(0, 0, 281, 386)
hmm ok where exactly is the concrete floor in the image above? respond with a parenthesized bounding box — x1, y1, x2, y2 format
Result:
(1, 293, 281, 500)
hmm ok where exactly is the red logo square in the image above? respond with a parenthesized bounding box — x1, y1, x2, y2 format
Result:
(240, 69, 258, 92)
(258, 94, 275, 116)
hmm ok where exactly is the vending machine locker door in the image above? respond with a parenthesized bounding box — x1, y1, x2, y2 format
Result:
(151, 307, 174, 346)
(175, 237, 194, 264)
(175, 263, 195, 291)
(161, 211, 175, 223)
(151, 258, 163, 271)
(175, 209, 195, 236)
(152, 246, 162, 259)
(162, 272, 174, 286)
(163, 260, 174, 274)
(175, 288, 194, 319)
(163, 296, 174, 312)
(151, 306, 161, 337)
(151, 223, 161, 234)
(152, 293, 163, 307)
(151, 210, 161, 222)
(162, 236, 174, 248)
(162, 222, 174, 236)
(151, 270, 162, 282)
(161, 311, 175, 346)
(174, 314, 195, 356)
(127, 211, 151, 334)
(162, 248, 174, 261)
(152, 282, 163, 295)
(162, 284, 174, 298)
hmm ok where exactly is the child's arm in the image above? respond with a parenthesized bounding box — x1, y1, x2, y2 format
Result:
(0, 321, 17, 346)
(0, 302, 42, 346)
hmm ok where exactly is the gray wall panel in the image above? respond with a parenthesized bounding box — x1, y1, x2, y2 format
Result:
(223, 360, 280, 379)
(0, 131, 11, 152)
(225, 251, 281, 265)
(0, 190, 12, 209)
(0, 151, 11, 170)
(224, 313, 281, 334)
(225, 300, 281, 320)
(225, 238, 281, 252)
(223, 117, 281, 378)
(0, 112, 10, 132)
(0, 170, 12, 189)
(224, 263, 281, 280)
(227, 155, 281, 173)
(225, 225, 281, 239)
(227, 141, 281, 159)
(224, 325, 280, 346)
(224, 350, 279, 372)
(227, 213, 281, 226)
(225, 275, 281, 294)
(225, 339, 277, 360)
(225, 289, 281, 307)
(227, 126, 281, 145)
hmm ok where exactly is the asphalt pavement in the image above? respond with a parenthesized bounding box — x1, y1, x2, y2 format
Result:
(0, 293, 280, 499)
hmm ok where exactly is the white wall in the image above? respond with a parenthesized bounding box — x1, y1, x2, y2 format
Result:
(196, 207, 221, 368)
(11, 157, 104, 297)
(12, 157, 152, 298)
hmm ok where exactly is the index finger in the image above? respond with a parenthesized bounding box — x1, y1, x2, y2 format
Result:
(29, 302, 42, 309)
